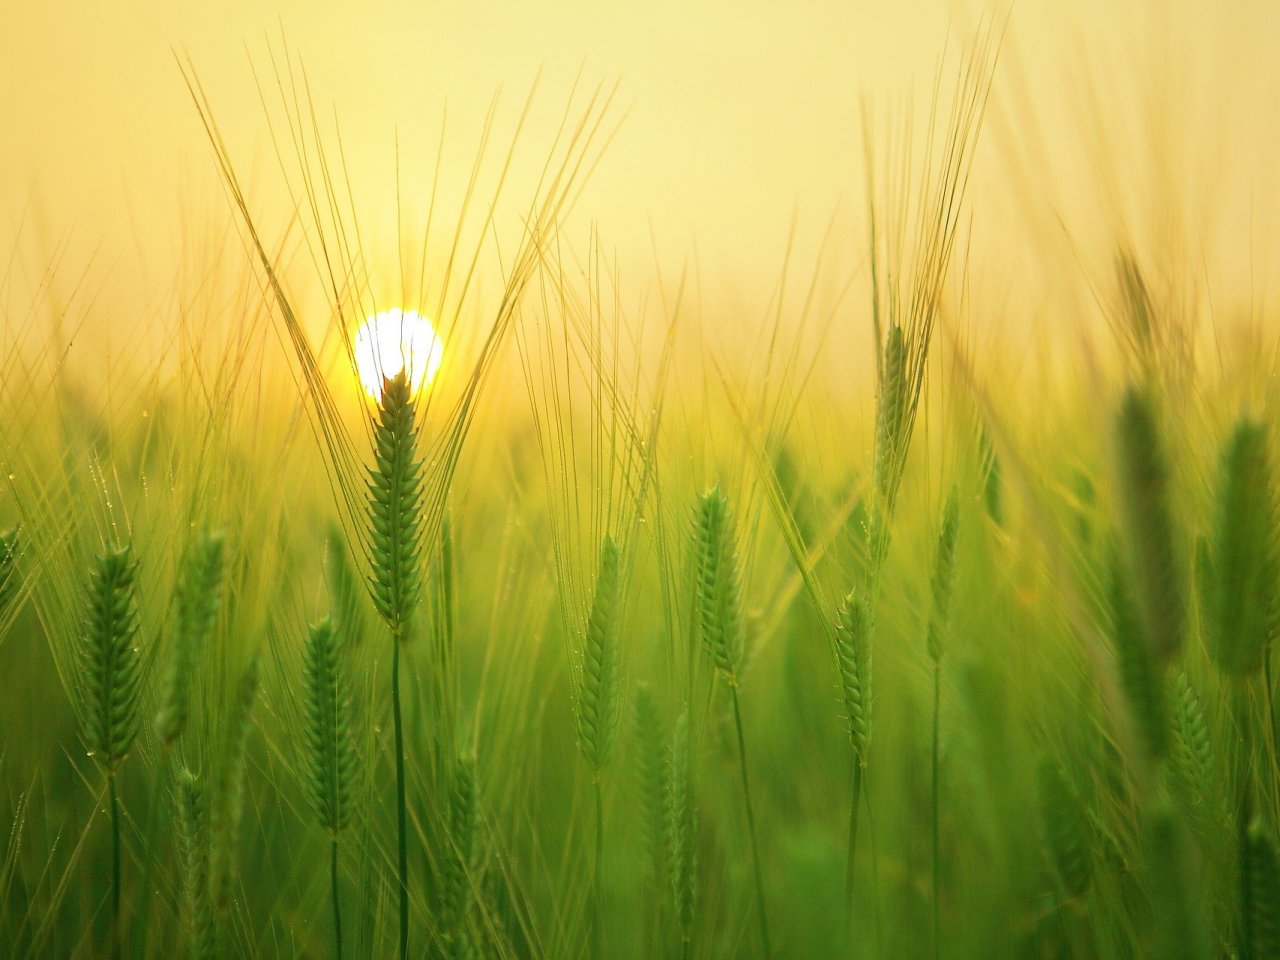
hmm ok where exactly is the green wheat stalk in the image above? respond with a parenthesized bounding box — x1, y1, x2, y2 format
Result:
(1244, 818, 1280, 959)
(575, 533, 623, 956)
(1037, 756, 1093, 901)
(176, 766, 214, 960)
(1207, 415, 1277, 678)
(209, 656, 259, 949)
(667, 711, 696, 960)
(1142, 793, 1214, 960)
(441, 754, 478, 959)
(1108, 541, 1169, 762)
(1168, 671, 1222, 836)
(576, 534, 623, 769)
(926, 490, 959, 960)
(77, 544, 142, 960)
(156, 530, 226, 746)
(632, 683, 670, 894)
(366, 369, 425, 960)
(302, 618, 355, 960)
(833, 589, 871, 923)
(870, 325, 908, 568)
(1114, 385, 1185, 663)
(693, 486, 770, 958)
(1206, 415, 1279, 960)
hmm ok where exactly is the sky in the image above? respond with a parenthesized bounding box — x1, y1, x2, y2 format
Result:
(1, 0, 1277, 365)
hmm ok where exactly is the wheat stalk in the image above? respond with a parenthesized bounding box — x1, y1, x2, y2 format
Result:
(156, 530, 226, 746)
(1108, 542, 1169, 761)
(366, 368, 425, 960)
(441, 754, 478, 959)
(833, 590, 871, 921)
(176, 766, 215, 960)
(302, 617, 355, 960)
(576, 534, 623, 769)
(927, 490, 960, 960)
(77, 544, 143, 959)
(1115, 385, 1185, 663)
(209, 656, 259, 949)
(1208, 415, 1277, 678)
(692, 486, 770, 957)
(667, 711, 696, 959)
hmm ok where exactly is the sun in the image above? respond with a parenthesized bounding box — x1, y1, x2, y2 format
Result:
(352, 308, 444, 401)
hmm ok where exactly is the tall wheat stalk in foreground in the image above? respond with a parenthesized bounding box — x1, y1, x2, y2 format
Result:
(694, 486, 771, 958)
(77, 544, 143, 960)
(366, 369, 425, 960)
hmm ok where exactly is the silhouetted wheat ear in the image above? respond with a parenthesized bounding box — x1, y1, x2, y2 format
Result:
(367, 370, 425, 636)
(302, 618, 355, 836)
(926, 489, 960, 663)
(0, 525, 21, 614)
(176, 766, 214, 960)
(1245, 818, 1280, 958)
(156, 529, 227, 746)
(1107, 541, 1169, 760)
(833, 590, 872, 766)
(694, 487, 744, 680)
(666, 711, 696, 940)
(78, 545, 143, 776)
(1037, 756, 1092, 898)
(1115, 385, 1185, 662)
(1209, 415, 1278, 677)
(576, 534, 622, 768)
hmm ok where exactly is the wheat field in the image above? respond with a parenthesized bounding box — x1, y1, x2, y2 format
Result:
(3, 5, 1280, 959)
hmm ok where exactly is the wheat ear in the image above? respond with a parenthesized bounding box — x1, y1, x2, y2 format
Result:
(693, 487, 770, 957)
(176, 766, 214, 960)
(1115, 385, 1184, 663)
(833, 589, 871, 921)
(1208, 416, 1277, 677)
(156, 530, 226, 746)
(303, 617, 355, 960)
(78, 544, 142, 960)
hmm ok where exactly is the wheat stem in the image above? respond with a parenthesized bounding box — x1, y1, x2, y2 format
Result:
(844, 761, 863, 941)
(593, 774, 605, 959)
(109, 772, 122, 960)
(367, 370, 425, 960)
(330, 834, 343, 960)
(931, 661, 941, 960)
(392, 636, 409, 960)
(731, 684, 771, 959)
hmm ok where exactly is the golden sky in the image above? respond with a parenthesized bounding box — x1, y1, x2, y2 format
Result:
(2, 0, 1277, 359)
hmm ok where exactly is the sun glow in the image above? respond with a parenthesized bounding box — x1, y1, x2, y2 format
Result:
(352, 308, 444, 401)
